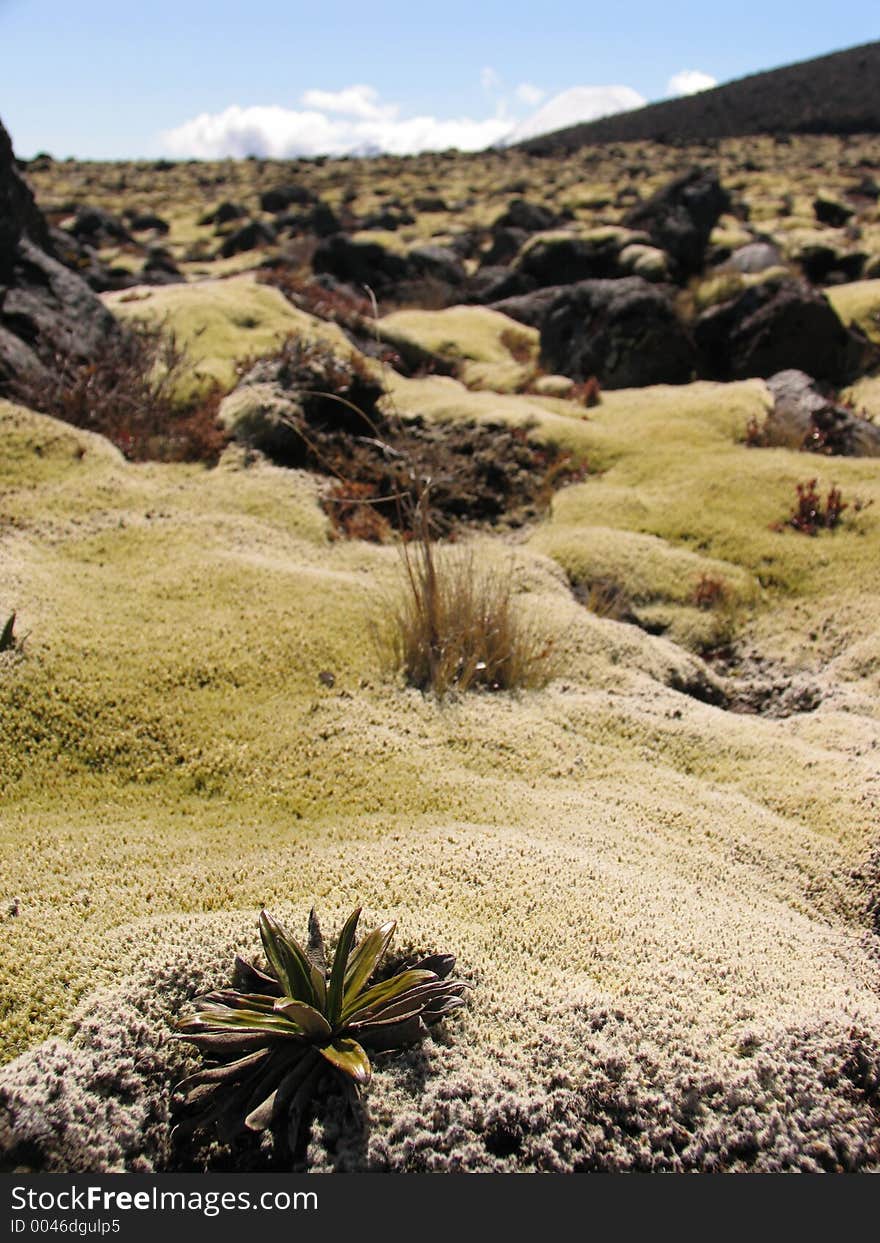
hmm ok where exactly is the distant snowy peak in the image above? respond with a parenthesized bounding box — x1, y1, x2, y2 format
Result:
(506, 85, 647, 145)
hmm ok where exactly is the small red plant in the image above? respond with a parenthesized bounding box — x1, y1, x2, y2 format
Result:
(570, 376, 602, 408)
(692, 573, 729, 609)
(784, 479, 848, 535)
(744, 415, 766, 447)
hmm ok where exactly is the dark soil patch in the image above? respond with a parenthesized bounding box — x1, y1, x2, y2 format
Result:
(707, 646, 823, 717)
(283, 409, 586, 540)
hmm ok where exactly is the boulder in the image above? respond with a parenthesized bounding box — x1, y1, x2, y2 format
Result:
(259, 184, 316, 213)
(763, 370, 880, 456)
(813, 194, 854, 227)
(617, 243, 670, 281)
(513, 227, 639, 288)
(359, 207, 414, 231)
(465, 266, 534, 305)
(408, 244, 466, 287)
(848, 176, 879, 202)
(312, 234, 410, 296)
(48, 226, 135, 294)
(0, 119, 51, 277)
(127, 211, 170, 235)
(727, 242, 782, 274)
(199, 201, 247, 227)
(276, 201, 342, 238)
(220, 342, 384, 464)
(797, 244, 864, 285)
(489, 286, 565, 329)
(217, 219, 276, 258)
(413, 195, 447, 213)
(141, 246, 184, 286)
(694, 278, 868, 384)
(218, 381, 305, 459)
(480, 226, 528, 267)
(492, 199, 558, 233)
(0, 116, 121, 388)
(66, 206, 131, 245)
(539, 277, 696, 389)
(624, 167, 729, 278)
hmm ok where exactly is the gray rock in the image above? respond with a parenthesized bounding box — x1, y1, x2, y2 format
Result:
(0, 118, 52, 277)
(489, 286, 565, 329)
(260, 184, 315, 213)
(313, 234, 410, 296)
(513, 229, 634, 287)
(764, 369, 880, 456)
(408, 244, 465, 286)
(0, 115, 121, 389)
(218, 382, 306, 459)
(67, 206, 130, 245)
(539, 277, 696, 389)
(694, 278, 869, 384)
(624, 167, 729, 278)
(492, 199, 559, 233)
(217, 218, 276, 258)
(728, 242, 782, 274)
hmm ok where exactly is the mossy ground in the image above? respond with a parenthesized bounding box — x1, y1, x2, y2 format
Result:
(2, 137, 880, 1168)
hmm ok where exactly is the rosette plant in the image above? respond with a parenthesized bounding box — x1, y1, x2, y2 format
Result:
(173, 908, 469, 1153)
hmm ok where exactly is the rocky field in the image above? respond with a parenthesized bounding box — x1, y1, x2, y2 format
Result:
(1, 118, 880, 1172)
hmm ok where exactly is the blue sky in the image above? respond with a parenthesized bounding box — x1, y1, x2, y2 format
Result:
(2, 0, 878, 158)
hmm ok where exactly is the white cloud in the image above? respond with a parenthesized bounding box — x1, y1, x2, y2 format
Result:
(161, 99, 513, 159)
(516, 82, 545, 106)
(299, 84, 396, 121)
(507, 85, 646, 144)
(667, 69, 717, 96)
(481, 66, 502, 93)
(160, 80, 650, 159)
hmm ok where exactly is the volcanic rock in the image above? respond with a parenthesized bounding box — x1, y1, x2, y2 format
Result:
(312, 234, 410, 296)
(694, 278, 868, 383)
(539, 276, 696, 388)
(0, 116, 121, 388)
(217, 219, 277, 258)
(764, 369, 880, 455)
(624, 167, 730, 278)
(260, 184, 316, 213)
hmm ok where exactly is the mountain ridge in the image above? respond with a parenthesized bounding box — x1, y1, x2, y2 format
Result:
(515, 40, 880, 153)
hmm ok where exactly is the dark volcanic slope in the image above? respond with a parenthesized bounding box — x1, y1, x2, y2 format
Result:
(517, 41, 880, 154)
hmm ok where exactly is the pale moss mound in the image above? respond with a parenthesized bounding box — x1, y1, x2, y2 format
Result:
(103, 275, 356, 396)
(385, 371, 880, 651)
(825, 279, 880, 345)
(843, 374, 880, 419)
(2, 348, 880, 1171)
(379, 306, 539, 393)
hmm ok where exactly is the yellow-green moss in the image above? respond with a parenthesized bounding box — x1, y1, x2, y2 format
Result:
(825, 279, 880, 344)
(103, 275, 354, 396)
(379, 306, 539, 391)
(3, 143, 880, 1124)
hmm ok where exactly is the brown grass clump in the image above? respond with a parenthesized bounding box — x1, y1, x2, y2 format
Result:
(574, 577, 634, 622)
(4, 321, 229, 464)
(380, 501, 556, 697)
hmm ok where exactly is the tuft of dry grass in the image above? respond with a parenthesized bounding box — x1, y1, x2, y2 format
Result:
(379, 499, 557, 697)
